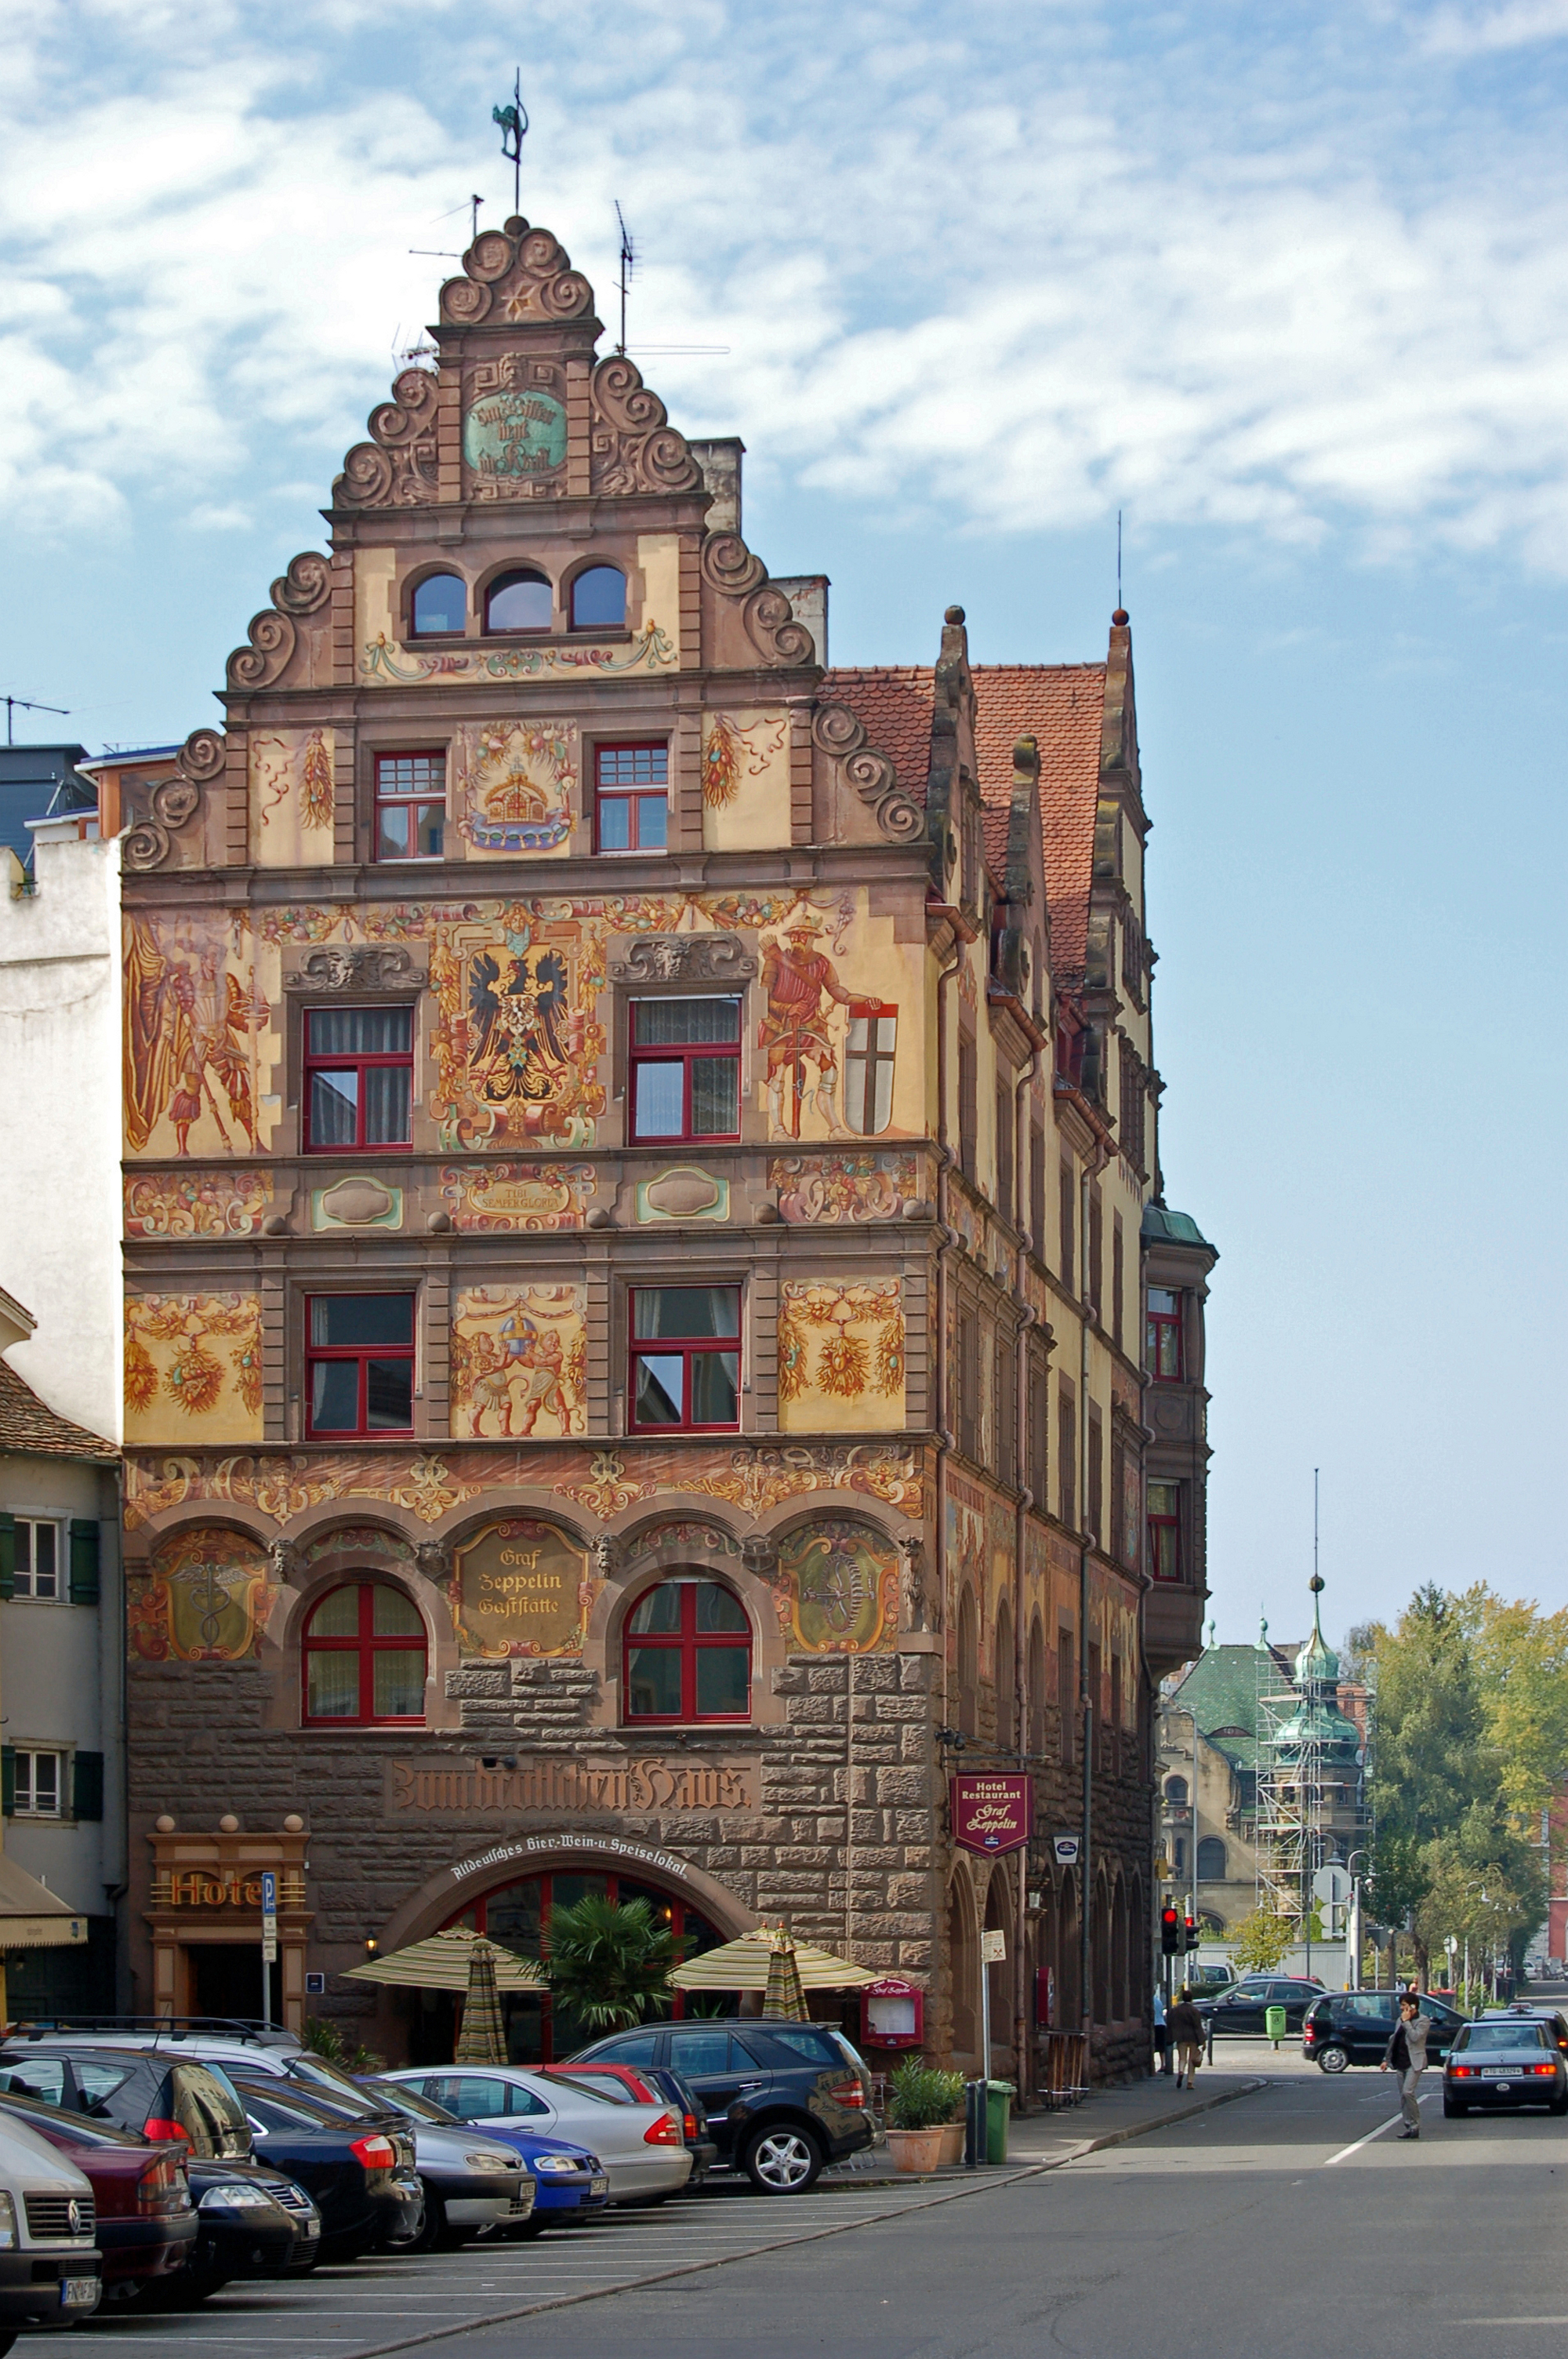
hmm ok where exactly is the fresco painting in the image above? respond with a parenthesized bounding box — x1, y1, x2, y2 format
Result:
(778, 1518, 900, 1655)
(124, 1170, 272, 1238)
(438, 1161, 595, 1230)
(757, 901, 918, 1143)
(124, 914, 276, 1160)
(124, 1294, 263, 1445)
(777, 1279, 905, 1435)
(450, 1286, 587, 1439)
(702, 710, 789, 854)
(771, 1154, 919, 1223)
(452, 1518, 593, 1658)
(128, 1526, 274, 1663)
(249, 730, 335, 868)
(430, 908, 605, 1150)
(452, 721, 575, 856)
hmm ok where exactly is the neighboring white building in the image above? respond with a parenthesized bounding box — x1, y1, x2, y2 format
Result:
(0, 820, 124, 1441)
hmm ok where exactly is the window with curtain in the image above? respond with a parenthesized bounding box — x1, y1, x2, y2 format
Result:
(622, 1577, 751, 1723)
(303, 1007, 413, 1150)
(629, 1287, 740, 1431)
(302, 1580, 426, 1725)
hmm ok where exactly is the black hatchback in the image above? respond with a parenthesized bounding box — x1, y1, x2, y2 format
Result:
(1301, 1990, 1467, 2072)
(227, 2076, 423, 2260)
(1196, 1977, 1326, 2037)
(568, 2022, 873, 2194)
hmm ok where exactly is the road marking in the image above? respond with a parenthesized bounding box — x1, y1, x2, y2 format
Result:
(1456, 2323, 1568, 2328)
(1323, 2090, 1429, 2165)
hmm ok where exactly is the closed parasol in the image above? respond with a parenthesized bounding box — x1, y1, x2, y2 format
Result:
(454, 1935, 507, 2066)
(761, 1930, 809, 2021)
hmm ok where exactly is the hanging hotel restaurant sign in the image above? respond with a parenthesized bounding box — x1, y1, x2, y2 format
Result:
(453, 1520, 589, 1659)
(950, 1774, 1033, 1858)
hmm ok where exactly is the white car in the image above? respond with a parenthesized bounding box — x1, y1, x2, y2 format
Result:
(0, 2110, 101, 2347)
(378, 2067, 693, 2205)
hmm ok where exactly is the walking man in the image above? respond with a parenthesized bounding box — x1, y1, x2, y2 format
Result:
(1381, 1991, 1430, 2139)
(1167, 1986, 1205, 2088)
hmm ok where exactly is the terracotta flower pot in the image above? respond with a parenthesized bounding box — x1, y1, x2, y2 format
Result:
(935, 2122, 965, 2167)
(886, 2126, 946, 2174)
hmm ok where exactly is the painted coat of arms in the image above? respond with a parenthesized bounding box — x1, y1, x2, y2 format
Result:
(454, 722, 575, 855)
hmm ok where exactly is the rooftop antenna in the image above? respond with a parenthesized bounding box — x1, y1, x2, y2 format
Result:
(615, 202, 637, 358)
(492, 73, 528, 220)
(469, 193, 484, 243)
(1116, 509, 1123, 609)
(3, 695, 68, 747)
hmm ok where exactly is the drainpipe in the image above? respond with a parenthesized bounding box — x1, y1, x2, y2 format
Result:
(1011, 1044, 1040, 2099)
(1079, 1139, 1109, 2044)
(933, 933, 964, 1746)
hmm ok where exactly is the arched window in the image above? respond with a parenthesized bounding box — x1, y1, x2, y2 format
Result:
(994, 1599, 1015, 1750)
(1027, 1615, 1047, 1756)
(622, 1578, 750, 1724)
(410, 572, 465, 637)
(485, 569, 553, 633)
(570, 565, 626, 629)
(1164, 1776, 1188, 1805)
(956, 1587, 978, 1739)
(303, 1580, 426, 1726)
(1196, 1836, 1228, 1882)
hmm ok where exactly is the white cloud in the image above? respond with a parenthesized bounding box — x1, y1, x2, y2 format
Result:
(1420, 0, 1568, 53)
(4, 2, 1568, 565)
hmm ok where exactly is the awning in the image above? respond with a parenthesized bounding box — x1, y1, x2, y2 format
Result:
(344, 1928, 546, 1994)
(670, 1928, 879, 1993)
(0, 1856, 88, 1949)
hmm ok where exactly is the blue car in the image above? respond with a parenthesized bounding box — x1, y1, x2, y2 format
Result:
(361, 2079, 608, 2234)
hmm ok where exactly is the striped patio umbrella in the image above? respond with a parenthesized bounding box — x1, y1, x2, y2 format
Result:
(454, 1936, 507, 2066)
(344, 1927, 546, 1993)
(761, 1929, 809, 2021)
(670, 1926, 878, 1994)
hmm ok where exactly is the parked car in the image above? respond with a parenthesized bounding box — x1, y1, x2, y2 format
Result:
(0, 2086, 194, 2298)
(0, 2041, 319, 2292)
(543, 2062, 717, 2183)
(232, 2072, 530, 2252)
(224, 2075, 425, 2259)
(0, 2019, 408, 2132)
(1301, 1990, 1467, 2073)
(0, 2108, 101, 2346)
(363, 2079, 609, 2237)
(1187, 1965, 1237, 1995)
(378, 2065, 692, 2205)
(1194, 1977, 1326, 2038)
(569, 2019, 875, 2193)
(1444, 2012, 1568, 2117)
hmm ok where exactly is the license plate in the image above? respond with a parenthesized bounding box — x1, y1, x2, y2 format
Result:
(590, 2176, 609, 2196)
(1482, 2067, 1520, 2078)
(61, 2278, 98, 2307)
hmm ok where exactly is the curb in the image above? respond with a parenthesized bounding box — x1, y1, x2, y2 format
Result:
(327, 2076, 1270, 2359)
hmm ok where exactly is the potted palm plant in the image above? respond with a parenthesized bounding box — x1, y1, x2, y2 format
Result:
(885, 2061, 966, 2173)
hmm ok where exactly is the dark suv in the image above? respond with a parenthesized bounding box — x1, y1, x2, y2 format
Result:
(1195, 1977, 1325, 2037)
(568, 2023, 873, 2194)
(1301, 1990, 1467, 2072)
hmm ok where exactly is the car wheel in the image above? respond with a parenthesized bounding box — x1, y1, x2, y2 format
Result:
(1548, 2093, 1568, 2117)
(387, 2190, 445, 2255)
(741, 2124, 823, 2194)
(1316, 2045, 1350, 2074)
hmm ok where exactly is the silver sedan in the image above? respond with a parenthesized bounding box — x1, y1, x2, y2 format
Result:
(375, 2068, 693, 2205)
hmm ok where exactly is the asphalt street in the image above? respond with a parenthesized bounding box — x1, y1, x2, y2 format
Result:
(394, 2064, 1568, 2359)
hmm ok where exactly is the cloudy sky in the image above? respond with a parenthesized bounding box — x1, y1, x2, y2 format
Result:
(5, 0, 1566, 1639)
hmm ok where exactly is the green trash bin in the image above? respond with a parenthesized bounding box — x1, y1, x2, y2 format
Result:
(985, 2081, 1014, 2164)
(1265, 2005, 1287, 2046)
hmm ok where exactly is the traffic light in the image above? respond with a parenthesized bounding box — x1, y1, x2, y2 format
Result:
(1184, 1915, 1200, 1952)
(1161, 1904, 1181, 1955)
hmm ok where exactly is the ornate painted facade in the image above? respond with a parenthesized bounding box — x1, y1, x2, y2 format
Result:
(119, 212, 1212, 2084)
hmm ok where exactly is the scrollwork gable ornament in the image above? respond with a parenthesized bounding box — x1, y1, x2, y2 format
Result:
(590, 355, 702, 496)
(810, 701, 924, 845)
(224, 551, 332, 694)
(334, 369, 440, 510)
(608, 935, 756, 985)
(122, 726, 225, 874)
(700, 533, 817, 670)
(439, 220, 593, 328)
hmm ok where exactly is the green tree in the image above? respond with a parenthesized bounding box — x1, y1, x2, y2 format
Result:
(1229, 1907, 1294, 1973)
(1457, 1585, 1568, 1822)
(541, 1894, 677, 2033)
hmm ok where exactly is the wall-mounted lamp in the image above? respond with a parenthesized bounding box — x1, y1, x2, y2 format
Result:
(365, 1934, 379, 1959)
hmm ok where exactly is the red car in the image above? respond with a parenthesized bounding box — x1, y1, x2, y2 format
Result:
(0, 2091, 196, 2295)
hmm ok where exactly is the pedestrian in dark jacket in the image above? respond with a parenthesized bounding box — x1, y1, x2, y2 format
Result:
(1381, 1994, 1431, 2138)
(1167, 1990, 1205, 2088)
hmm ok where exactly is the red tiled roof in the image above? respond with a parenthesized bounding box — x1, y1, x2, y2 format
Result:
(821, 660, 1108, 982)
(0, 1360, 116, 1461)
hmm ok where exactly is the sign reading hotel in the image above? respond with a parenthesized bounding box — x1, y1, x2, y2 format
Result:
(950, 1773, 1033, 1857)
(387, 1757, 759, 1818)
(454, 1520, 588, 1659)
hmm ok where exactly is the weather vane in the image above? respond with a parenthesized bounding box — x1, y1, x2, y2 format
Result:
(492, 72, 528, 219)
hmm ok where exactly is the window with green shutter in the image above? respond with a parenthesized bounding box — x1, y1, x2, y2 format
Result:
(1, 1747, 14, 1816)
(68, 1521, 100, 1606)
(0, 1514, 14, 1602)
(71, 1753, 103, 1822)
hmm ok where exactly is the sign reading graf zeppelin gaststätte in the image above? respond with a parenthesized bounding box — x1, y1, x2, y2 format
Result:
(950, 1773, 1033, 1857)
(454, 1519, 588, 1659)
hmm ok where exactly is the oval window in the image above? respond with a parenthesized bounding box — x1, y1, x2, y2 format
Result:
(485, 570, 553, 633)
(570, 565, 626, 629)
(410, 572, 466, 637)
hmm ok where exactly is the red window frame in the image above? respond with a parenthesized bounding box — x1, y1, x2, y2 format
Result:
(305, 1294, 415, 1439)
(301, 1580, 426, 1728)
(595, 743, 668, 852)
(1146, 1289, 1183, 1380)
(302, 1008, 414, 1153)
(628, 1288, 741, 1434)
(622, 1580, 752, 1725)
(373, 751, 445, 862)
(1147, 1484, 1181, 1581)
(627, 998, 742, 1144)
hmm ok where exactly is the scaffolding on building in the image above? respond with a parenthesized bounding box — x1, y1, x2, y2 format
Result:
(1254, 1576, 1370, 1936)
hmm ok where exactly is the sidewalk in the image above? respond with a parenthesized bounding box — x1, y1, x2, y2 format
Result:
(822, 2065, 1266, 2187)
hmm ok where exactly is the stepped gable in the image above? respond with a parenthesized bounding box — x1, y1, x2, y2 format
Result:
(0, 1359, 115, 1462)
